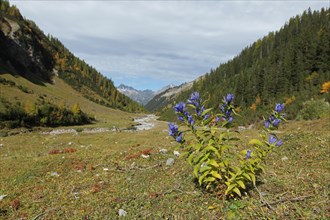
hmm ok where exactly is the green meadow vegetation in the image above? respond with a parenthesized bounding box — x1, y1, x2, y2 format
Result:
(0, 112, 329, 219)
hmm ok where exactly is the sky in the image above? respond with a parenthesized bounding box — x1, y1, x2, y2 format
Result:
(10, 0, 329, 91)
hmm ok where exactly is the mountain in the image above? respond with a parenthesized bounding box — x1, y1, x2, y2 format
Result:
(117, 84, 155, 105)
(0, 0, 144, 117)
(157, 8, 330, 123)
(145, 79, 201, 112)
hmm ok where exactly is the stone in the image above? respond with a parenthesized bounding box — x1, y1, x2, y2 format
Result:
(166, 158, 175, 166)
(281, 156, 288, 161)
(118, 209, 127, 217)
(141, 154, 150, 159)
(50, 172, 59, 177)
(159, 148, 168, 153)
(173, 150, 180, 157)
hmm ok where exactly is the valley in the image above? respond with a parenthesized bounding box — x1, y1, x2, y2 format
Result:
(0, 0, 329, 219)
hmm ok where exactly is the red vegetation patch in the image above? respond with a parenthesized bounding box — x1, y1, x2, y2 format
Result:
(91, 183, 101, 194)
(125, 148, 153, 160)
(63, 148, 77, 153)
(11, 199, 20, 210)
(48, 148, 77, 155)
(48, 149, 61, 155)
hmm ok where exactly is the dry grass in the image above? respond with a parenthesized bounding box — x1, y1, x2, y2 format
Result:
(0, 116, 329, 219)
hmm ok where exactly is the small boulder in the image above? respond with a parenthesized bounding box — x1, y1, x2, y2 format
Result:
(118, 209, 127, 217)
(166, 158, 175, 166)
(141, 154, 150, 159)
(173, 150, 180, 157)
(159, 148, 168, 154)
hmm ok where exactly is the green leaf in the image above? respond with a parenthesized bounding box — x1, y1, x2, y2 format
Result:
(187, 104, 197, 109)
(237, 180, 246, 189)
(193, 165, 199, 178)
(211, 170, 222, 179)
(198, 171, 210, 185)
(208, 159, 219, 168)
(203, 117, 213, 126)
(203, 146, 221, 158)
(211, 127, 217, 136)
(225, 183, 236, 195)
(200, 165, 212, 173)
(193, 153, 205, 164)
(242, 173, 251, 181)
(204, 177, 216, 182)
(250, 173, 256, 186)
(233, 187, 242, 197)
(187, 152, 195, 165)
(249, 139, 263, 147)
(195, 143, 203, 151)
(201, 108, 213, 117)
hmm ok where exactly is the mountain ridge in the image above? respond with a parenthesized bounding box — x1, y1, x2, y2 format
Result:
(0, 0, 144, 114)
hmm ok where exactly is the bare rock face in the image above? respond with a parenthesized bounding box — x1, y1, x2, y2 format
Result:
(0, 15, 53, 82)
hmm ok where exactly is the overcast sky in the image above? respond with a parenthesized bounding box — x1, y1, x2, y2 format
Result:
(10, 0, 329, 91)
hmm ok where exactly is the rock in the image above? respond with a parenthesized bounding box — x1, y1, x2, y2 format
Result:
(103, 168, 109, 171)
(68, 142, 73, 145)
(159, 148, 168, 153)
(0, 195, 7, 200)
(118, 209, 127, 217)
(50, 172, 59, 177)
(281, 156, 288, 161)
(141, 154, 150, 159)
(0, 144, 3, 147)
(238, 126, 246, 132)
(166, 158, 175, 166)
(173, 150, 180, 157)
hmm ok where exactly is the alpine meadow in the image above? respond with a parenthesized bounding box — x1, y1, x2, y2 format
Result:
(0, 1, 329, 219)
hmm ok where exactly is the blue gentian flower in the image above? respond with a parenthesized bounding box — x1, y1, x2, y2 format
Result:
(268, 135, 277, 144)
(275, 103, 285, 113)
(225, 109, 232, 117)
(188, 115, 194, 125)
(174, 102, 186, 113)
(272, 118, 281, 127)
(275, 140, 283, 147)
(175, 132, 183, 143)
(228, 116, 233, 123)
(204, 114, 210, 120)
(220, 104, 226, 113)
(215, 116, 220, 123)
(264, 120, 270, 129)
(196, 105, 205, 116)
(246, 150, 252, 159)
(178, 116, 184, 122)
(168, 123, 178, 137)
(270, 115, 275, 121)
(189, 92, 200, 102)
(225, 93, 234, 103)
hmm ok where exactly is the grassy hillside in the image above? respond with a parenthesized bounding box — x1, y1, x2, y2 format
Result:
(0, 73, 136, 129)
(0, 0, 144, 113)
(0, 117, 328, 219)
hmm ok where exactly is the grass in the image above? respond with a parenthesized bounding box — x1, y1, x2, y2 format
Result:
(0, 73, 135, 128)
(0, 115, 329, 219)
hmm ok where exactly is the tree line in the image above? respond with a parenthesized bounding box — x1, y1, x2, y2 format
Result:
(160, 8, 330, 124)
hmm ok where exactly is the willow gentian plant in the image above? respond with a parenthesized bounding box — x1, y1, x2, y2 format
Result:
(168, 91, 285, 197)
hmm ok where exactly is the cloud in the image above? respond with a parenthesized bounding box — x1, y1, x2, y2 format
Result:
(10, 0, 328, 90)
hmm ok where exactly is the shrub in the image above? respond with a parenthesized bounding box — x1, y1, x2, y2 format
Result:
(296, 99, 330, 120)
(168, 91, 285, 197)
